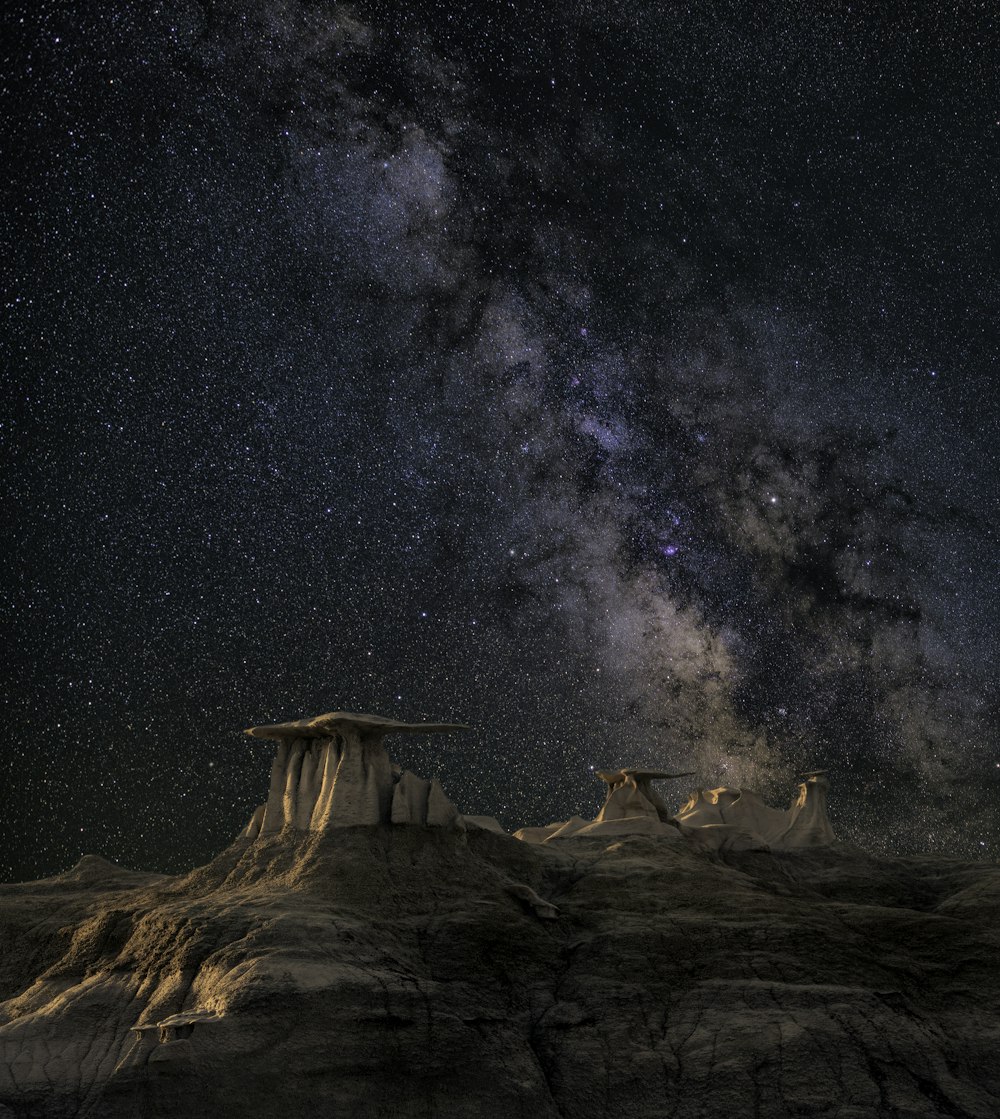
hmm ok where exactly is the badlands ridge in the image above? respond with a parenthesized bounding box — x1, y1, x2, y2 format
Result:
(238, 710, 837, 853)
(0, 710, 997, 1119)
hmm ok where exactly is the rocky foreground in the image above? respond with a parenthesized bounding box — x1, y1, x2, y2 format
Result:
(1, 826, 998, 1119)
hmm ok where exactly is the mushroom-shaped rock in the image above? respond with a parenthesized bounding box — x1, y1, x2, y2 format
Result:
(132, 1009, 222, 1043)
(595, 768, 695, 825)
(514, 769, 694, 844)
(512, 767, 839, 851)
(245, 712, 470, 741)
(242, 711, 469, 834)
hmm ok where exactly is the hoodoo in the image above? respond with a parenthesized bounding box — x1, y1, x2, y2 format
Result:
(515, 766, 839, 850)
(595, 767, 697, 824)
(674, 770, 838, 849)
(514, 767, 695, 843)
(240, 711, 469, 837)
(5, 722, 994, 1119)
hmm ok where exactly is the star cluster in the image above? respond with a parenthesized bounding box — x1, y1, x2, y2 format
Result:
(2, 1, 998, 879)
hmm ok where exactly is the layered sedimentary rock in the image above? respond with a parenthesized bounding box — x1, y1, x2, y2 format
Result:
(241, 711, 467, 836)
(2, 832, 998, 1119)
(0, 712, 997, 1119)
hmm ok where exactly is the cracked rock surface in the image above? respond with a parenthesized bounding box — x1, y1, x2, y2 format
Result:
(1, 834, 998, 1118)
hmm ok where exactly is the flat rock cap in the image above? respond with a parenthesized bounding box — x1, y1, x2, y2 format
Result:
(245, 710, 470, 741)
(597, 767, 696, 783)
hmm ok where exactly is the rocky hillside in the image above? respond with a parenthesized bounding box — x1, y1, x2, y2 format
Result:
(1, 825, 998, 1119)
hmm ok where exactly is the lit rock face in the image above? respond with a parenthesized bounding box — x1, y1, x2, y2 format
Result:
(594, 768, 694, 824)
(516, 769, 837, 851)
(2, 748, 999, 1119)
(780, 770, 837, 847)
(515, 768, 694, 844)
(241, 712, 468, 836)
(675, 771, 836, 850)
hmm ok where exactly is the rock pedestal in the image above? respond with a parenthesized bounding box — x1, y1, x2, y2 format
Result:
(514, 768, 694, 844)
(594, 768, 696, 824)
(240, 711, 468, 837)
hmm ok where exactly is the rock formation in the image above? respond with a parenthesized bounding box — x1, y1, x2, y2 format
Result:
(2, 828, 999, 1118)
(594, 767, 695, 824)
(780, 769, 837, 847)
(2, 713, 997, 1119)
(674, 770, 837, 849)
(515, 768, 696, 843)
(515, 767, 838, 852)
(241, 711, 468, 836)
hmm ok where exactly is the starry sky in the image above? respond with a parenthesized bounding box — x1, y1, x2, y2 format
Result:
(3, 1, 998, 880)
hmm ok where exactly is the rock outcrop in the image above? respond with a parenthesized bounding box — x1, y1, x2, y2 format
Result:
(515, 768, 695, 844)
(241, 711, 468, 836)
(675, 771, 836, 849)
(1, 715, 995, 1119)
(595, 767, 695, 823)
(1, 829, 998, 1119)
(516, 768, 839, 852)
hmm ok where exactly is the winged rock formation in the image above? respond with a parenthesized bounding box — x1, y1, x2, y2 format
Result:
(241, 711, 469, 836)
(595, 768, 696, 822)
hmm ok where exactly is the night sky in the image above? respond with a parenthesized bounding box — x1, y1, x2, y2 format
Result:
(3, 1, 998, 880)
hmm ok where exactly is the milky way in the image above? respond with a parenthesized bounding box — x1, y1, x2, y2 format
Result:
(3, 1, 998, 879)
